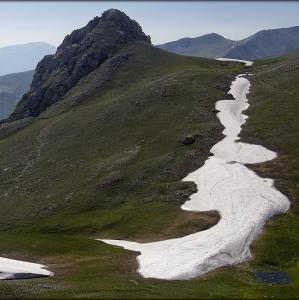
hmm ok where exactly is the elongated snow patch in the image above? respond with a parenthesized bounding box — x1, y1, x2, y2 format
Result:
(0, 257, 53, 280)
(98, 59, 290, 280)
(217, 57, 253, 67)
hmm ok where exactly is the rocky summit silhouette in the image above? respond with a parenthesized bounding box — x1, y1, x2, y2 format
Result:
(8, 9, 151, 121)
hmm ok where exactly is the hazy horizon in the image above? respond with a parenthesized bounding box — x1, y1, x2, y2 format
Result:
(0, 1, 299, 48)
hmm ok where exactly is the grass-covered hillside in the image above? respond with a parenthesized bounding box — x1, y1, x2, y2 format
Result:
(239, 50, 299, 296)
(0, 38, 298, 299)
(0, 42, 248, 298)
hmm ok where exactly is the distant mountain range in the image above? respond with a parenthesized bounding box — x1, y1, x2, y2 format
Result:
(157, 26, 299, 60)
(0, 70, 33, 120)
(0, 42, 55, 76)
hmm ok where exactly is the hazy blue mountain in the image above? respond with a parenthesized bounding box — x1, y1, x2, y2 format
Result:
(225, 26, 299, 60)
(157, 33, 239, 58)
(0, 42, 56, 76)
(157, 26, 299, 61)
(0, 70, 33, 120)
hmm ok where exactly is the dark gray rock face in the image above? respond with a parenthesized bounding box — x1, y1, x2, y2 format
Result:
(8, 9, 151, 121)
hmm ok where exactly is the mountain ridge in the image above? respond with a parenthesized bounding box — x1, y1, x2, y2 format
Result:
(0, 70, 34, 120)
(157, 33, 237, 58)
(157, 25, 299, 60)
(0, 42, 55, 76)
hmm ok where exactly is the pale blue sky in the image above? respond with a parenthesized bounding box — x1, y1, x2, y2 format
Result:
(0, 1, 299, 47)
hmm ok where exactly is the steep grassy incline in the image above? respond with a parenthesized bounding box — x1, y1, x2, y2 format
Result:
(0, 43, 248, 298)
(239, 50, 299, 289)
(0, 44, 239, 232)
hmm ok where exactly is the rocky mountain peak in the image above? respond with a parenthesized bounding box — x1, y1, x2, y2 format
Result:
(102, 8, 131, 21)
(7, 9, 151, 121)
(57, 8, 150, 53)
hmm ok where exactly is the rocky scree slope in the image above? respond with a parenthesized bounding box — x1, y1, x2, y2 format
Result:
(7, 9, 150, 122)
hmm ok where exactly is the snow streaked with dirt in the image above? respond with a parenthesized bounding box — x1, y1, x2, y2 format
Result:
(0, 257, 53, 280)
(99, 60, 290, 280)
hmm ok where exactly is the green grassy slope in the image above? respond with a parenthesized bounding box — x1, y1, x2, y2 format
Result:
(238, 50, 299, 295)
(0, 44, 297, 299)
(0, 43, 250, 298)
(0, 43, 241, 233)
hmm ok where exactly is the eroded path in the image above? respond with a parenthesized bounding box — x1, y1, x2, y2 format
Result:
(99, 61, 290, 280)
(0, 122, 54, 280)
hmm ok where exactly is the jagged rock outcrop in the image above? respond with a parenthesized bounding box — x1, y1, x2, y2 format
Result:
(7, 9, 151, 121)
